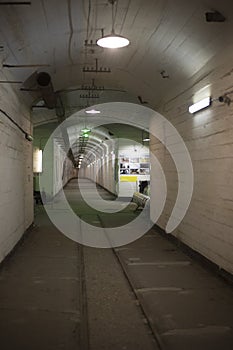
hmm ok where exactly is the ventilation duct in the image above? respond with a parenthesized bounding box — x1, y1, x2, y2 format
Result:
(22, 71, 57, 109)
(36, 72, 57, 109)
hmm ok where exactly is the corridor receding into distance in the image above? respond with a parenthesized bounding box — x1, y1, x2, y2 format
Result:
(0, 0, 233, 349)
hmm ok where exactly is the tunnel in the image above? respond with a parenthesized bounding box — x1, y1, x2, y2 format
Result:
(0, 1, 233, 350)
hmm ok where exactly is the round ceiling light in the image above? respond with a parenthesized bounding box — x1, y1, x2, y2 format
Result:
(97, 33, 130, 49)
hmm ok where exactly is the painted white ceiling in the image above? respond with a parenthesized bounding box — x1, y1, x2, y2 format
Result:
(0, 0, 233, 121)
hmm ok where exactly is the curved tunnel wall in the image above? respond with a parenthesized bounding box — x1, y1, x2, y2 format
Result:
(0, 84, 33, 263)
(151, 56, 233, 275)
(75, 98, 233, 275)
(0, 71, 233, 276)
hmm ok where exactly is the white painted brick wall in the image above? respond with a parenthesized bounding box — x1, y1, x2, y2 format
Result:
(53, 140, 75, 195)
(0, 83, 33, 263)
(84, 140, 117, 195)
(150, 55, 233, 275)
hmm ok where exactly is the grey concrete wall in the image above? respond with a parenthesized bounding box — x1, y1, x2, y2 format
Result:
(0, 84, 33, 263)
(150, 50, 233, 274)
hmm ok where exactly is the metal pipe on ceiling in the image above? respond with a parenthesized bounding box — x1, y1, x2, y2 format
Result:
(0, 2, 31, 5)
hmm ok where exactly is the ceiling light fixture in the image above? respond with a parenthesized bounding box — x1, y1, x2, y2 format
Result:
(189, 97, 211, 114)
(97, 0, 130, 49)
(97, 33, 129, 49)
(81, 128, 91, 133)
(142, 130, 150, 143)
(85, 109, 101, 114)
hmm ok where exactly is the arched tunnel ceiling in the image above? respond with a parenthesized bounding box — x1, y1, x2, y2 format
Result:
(0, 0, 233, 124)
(34, 102, 151, 164)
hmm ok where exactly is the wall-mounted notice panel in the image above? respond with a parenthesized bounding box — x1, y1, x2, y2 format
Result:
(118, 150, 150, 197)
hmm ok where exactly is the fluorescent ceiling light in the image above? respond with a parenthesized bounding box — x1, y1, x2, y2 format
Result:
(97, 34, 130, 49)
(143, 138, 150, 142)
(189, 97, 211, 114)
(85, 109, 100, 114)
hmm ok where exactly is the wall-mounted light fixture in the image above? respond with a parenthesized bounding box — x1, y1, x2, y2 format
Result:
(25, 133, 33, 141)
(142, 130, 150, 142)
(97, 0, 130, 49)
(188, 97, 211, 114)
(33, 149, 43, 173)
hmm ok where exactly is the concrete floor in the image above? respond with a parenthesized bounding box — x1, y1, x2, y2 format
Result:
(0, 178, 232, 350)
(114, 234, 233, 350)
